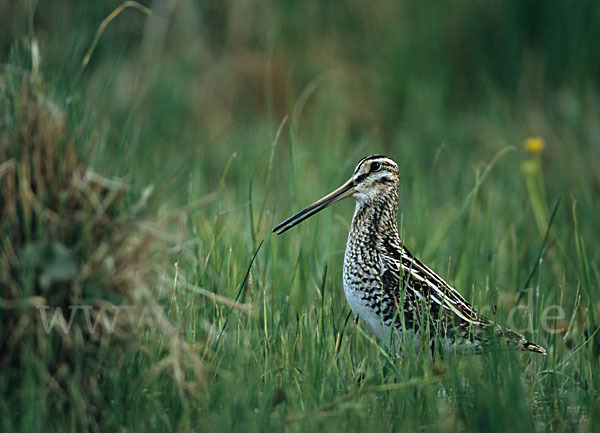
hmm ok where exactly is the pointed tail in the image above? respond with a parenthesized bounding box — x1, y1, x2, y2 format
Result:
(522, 340, 547, 355)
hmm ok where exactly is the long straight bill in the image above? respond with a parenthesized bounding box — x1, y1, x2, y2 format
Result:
(273, 179, 355, 235)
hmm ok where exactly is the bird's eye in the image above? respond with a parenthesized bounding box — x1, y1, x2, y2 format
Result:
(370, 162, 381, 171)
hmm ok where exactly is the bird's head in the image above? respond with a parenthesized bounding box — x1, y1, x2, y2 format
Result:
(273, 155, 399, 234)
(350, 155, 399, 203)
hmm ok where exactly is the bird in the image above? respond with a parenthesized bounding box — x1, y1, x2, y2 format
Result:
(273, 155, 546, 355)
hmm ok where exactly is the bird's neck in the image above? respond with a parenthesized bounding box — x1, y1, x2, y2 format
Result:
(350, 190, 399, 241)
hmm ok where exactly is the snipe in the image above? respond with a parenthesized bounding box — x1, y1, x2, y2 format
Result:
(273, 155, 546, 355)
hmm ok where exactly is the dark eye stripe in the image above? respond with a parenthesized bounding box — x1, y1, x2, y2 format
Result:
(355, 173, 368, 183)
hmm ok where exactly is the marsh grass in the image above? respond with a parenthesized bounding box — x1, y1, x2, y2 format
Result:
(0, 71, 203, 432)
(2, 1, 600, 432)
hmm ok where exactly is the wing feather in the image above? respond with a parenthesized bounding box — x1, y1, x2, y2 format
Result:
(378, 236, 490, 336)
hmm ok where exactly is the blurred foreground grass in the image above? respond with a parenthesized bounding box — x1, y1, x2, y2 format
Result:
(1, 1, 600, 432)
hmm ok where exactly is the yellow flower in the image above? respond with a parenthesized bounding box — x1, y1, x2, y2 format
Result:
(524, 136, 545, 154)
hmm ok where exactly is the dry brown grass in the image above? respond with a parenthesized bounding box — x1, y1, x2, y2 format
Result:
(0, 71, 202, 431)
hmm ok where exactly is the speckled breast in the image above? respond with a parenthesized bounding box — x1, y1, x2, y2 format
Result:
(342, 231, 398, 343)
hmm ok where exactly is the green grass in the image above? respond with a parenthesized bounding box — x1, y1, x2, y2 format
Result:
(2, 1, 600, 432)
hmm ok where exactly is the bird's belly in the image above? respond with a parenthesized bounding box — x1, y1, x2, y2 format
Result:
(342, 270, 399, 345)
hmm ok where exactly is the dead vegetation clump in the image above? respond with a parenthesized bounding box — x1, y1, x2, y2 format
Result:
(0, 72, 202, 431)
